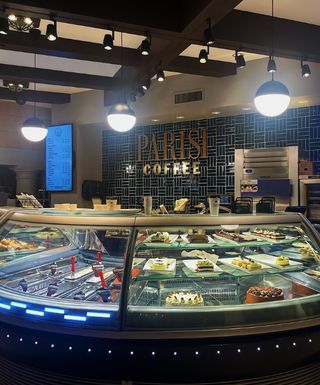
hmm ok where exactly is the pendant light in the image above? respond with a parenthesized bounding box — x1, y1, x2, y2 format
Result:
(21, 42, 47, 142)
(301, 60, 311, 78)
(106, 32, 136, 132)
(254, 0, 290, 117)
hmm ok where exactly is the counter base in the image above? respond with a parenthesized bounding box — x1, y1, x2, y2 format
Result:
(1, 321, 320, 384)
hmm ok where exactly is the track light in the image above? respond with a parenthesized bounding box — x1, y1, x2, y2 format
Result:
(301, 60, 311, 78)
(103, 30, 114, 50)
(140, 35, 151, 56)
(142, 77, 151, 91)
(235, 51, 246, 68)
(137, 86, 145, 97)
(46, 16, 57, 41)
(0, 17, 8, 35)
(267, 56, 276, 73)
(156, 65, 165, 82)
(204, 18, 214, 46)
(199, 46, 209, 64)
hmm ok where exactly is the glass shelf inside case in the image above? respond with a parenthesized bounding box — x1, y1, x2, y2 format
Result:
(128, 222, 320, 310)
(0, 221, 131, 310)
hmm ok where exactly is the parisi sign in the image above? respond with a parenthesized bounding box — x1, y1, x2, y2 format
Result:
(137, 128, 207, 176)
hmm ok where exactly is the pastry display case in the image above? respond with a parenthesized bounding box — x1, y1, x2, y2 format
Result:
(0, 208, 319, 384)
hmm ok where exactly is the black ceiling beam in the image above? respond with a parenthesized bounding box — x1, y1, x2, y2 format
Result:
(214, 10, 320, 63)
(0, 64, 121, 90)
(0, 0, 186, 34)
(0, 87, 70, 103)
(122, 0, 243, 98)
(0, 31, 144, 67)
(165, 56, 236, 77)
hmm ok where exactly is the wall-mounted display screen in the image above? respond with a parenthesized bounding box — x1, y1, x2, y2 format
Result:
(46, 123, 73, 191)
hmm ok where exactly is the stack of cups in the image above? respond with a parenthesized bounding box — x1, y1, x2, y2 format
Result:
(144, 196, 152, 215)
(208, 197, 220, 216)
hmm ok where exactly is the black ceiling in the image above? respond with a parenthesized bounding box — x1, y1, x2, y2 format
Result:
(0, 0, 318, 105)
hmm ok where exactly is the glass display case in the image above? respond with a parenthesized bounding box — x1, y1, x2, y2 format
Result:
(125, 215, 320, 332)
(0, 209, 320, 384)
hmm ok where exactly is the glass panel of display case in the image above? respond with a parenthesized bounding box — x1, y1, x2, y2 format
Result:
(0, 221, 130, 309)
(128, 222, 320, 311)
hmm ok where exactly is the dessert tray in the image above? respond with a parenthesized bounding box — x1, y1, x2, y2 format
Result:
(248, 254, 303, 270)
(182, 259, 223, 276)
(0, 245, 46, 257)
(219, 257, 270, 274)
(143, 258, 176, 274)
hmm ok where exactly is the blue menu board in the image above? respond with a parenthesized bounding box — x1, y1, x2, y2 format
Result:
(46, 123, 73, 191)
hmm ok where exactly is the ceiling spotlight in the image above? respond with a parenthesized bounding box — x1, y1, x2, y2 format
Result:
(142, 77, 151, 91)
(254, 80, 290, 117)
(301, 60, 311, 78)
(46, 15, 57, 41)
(0, 17, 9, 35)
(199, 46, 209, 64)
(140, 35, 151, 56)
(204, 18, 214, 46)
(103, 30, 114, 50)
(267, 56, 277, 73)
(235, 50, 246, 68)
(156, 65, 165, 82)
(8, 14, 34, 32)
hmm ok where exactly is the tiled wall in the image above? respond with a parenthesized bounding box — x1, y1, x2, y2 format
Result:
(102, 105, 320, 209)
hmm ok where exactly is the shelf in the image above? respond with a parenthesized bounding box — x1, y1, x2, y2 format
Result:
(136, 237, 299, 250)
(131, 260, 309, 282)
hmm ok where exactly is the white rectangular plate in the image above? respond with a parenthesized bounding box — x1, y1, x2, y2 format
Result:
(143, 258, 176, 274)
(183, 259, 223, 275)
(249, 254, 303, 269)
(219, 257, 271, 273)
(244, 232, 296, 244)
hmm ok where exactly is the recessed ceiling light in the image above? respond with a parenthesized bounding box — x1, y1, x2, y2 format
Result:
(151, 119, 160, 122)
(176, 116, 184, 119)
(212, 111, 220, 115)
(298, 99, 309, 104)
(242, 107, 251, 111)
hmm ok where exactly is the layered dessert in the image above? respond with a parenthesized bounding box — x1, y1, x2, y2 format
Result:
(217, 230, 257, 242)
(232, 257, 262, 271)
(196, 258, 214, 272)
(150, 258, 170, 271)
(292, 281, 317, 297)
(251, 228, 286, 239)
(148, 232, 170, 243)
(187, 233, 208, 243)
(275, 256, 289, 266)
(245, 286, 284, 303)
(166, 292, 204, 306)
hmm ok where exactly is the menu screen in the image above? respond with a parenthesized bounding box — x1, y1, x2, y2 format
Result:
(46, 123, 73, 191)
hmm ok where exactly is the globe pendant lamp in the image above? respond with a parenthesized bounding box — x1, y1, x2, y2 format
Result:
(107, 102, 136, 132)
(254, 80, 290, 117)
(21, 48, 48, 141)
(21, 116, 47, 142)
(254, 0, 290, 117)
(106, 32, 136, 132)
